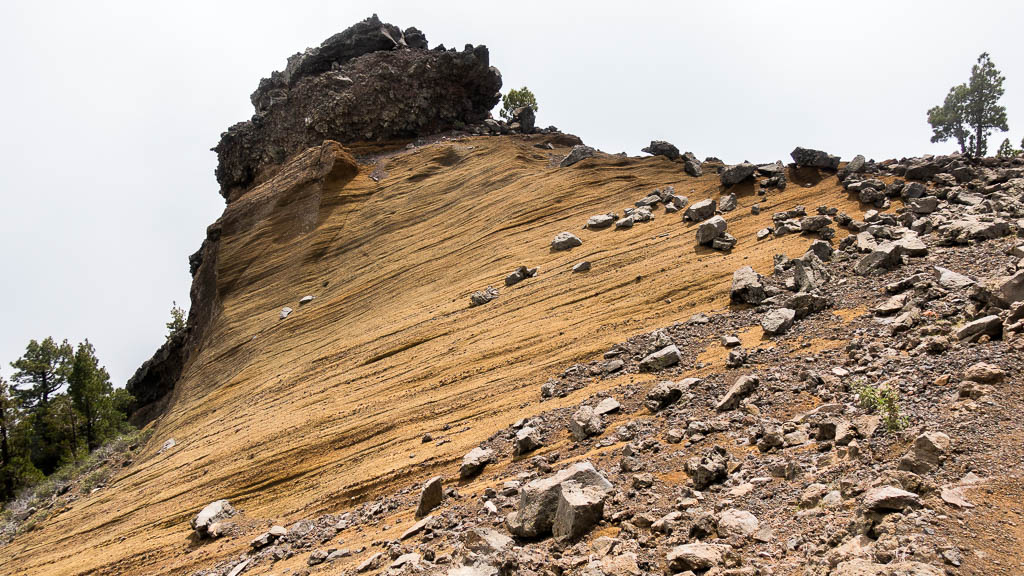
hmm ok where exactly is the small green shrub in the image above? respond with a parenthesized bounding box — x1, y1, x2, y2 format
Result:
(855, 381, 908, 432)
(500, 87, 538, 120)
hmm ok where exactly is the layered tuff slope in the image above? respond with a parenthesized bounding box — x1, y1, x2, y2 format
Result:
(0, 135, 875, 575)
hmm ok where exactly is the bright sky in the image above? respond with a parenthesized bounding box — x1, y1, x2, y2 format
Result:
(1, 0, 1022, 386)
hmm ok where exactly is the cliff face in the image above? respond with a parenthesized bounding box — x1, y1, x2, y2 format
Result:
(213, 14, 502, 200)
(127, 16, 501, 422)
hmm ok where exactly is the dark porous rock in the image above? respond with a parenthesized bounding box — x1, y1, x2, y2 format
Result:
(511, 106, 536, 133)
(214, 15, 502, 199)
(791, 147, 840, 170)
(642, 140, 681, 161)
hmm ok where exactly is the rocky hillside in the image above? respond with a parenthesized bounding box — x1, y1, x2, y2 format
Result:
(4, 16, 1024, 576)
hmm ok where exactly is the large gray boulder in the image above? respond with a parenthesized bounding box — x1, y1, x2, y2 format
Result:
(956, 314, 1002, 341)
(641, 140, 680, 160)
(585, 214, 617, 229)
(854, 243, 904, 275)
(469, 286, 499, 307)
(415, 476, 443, 517)
(696, 215, 728, 245)
(862, 486, 921, 512)
(568, 406, 604, 441)
(683, 152, 703, 177)
(715, 375, 759, 411)
(191, 499, 235, 537)
(459, 447, 494, 479)
(552, 480, 606, 540)
(720, 162, 758, 186)
(791, 147, 840, 170)
(761, 308, 796, 335)
(506, 461, 612, 538)
(683, 198, 717, 222)
(666, 543, 737, 572)
(645, 378, 699, 411)
(513, 426, 543, 456)
(551, 232, 583, 251)
(731, 266, 766, 305)
(639, 345, 681, 371)
(898, 432, 951, 474)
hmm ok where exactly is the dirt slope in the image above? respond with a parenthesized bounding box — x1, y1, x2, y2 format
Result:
(0, 135, 870, 575)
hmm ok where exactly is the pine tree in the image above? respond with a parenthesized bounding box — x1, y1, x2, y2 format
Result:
(9, 337, 73, 407)
(166, 302, 187, 342)
(67, 341, 113, 451)
(499, 87, 539, 120)
(0, 378, 14, 500)
(10, 338, 74, 474)
(928, 53, 1009, 158)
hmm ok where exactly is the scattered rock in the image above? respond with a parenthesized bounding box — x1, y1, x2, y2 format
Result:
(507, 461, 612, 538)
(551, 232, 583, 251)
(469, 286, 499, 307)
(791, 147, 840, 170)
(561, 145, 597, 167)
(416, 476, 444, 517)
(459, 447, 494, 479)
(721, 162, 758, 186)
(191, 500, 234, 538)
(641, 140, 680, 160)
(715, 374, 759, 412)
(639, 345, 682, 371)
(761, 308, 796, 335)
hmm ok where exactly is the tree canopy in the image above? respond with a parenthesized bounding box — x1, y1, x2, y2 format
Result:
(928, 53, 1008, 158)
(499, 87, 539, 121)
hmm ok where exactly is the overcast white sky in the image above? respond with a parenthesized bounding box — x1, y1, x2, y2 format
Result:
(1, 1, 1021, 386)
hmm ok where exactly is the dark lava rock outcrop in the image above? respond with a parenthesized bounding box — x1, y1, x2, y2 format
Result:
(214, 15, 502, 200)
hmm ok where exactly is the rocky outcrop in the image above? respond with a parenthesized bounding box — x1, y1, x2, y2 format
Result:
(214, 15, 501, 200)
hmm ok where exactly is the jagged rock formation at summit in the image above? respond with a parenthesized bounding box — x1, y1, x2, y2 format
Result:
(213, 14, 502, 200)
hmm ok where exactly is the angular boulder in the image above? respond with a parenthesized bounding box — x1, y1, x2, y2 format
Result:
(715, 374, 759, 412)
(761, 308, 796, 335)
(551, 232, 583, 251)
(720, 162, 758, 186)
(791, 147, 840, 170)
(641, 140, 680, 160)
(696, 215, 728, 245)
(191, 499, 235, 538)
(639, 344, 681, 372)
(506, 462, 612, 538)
(560, 145, 597, 167)
(459, 447, 494, 479)
(730, 266, 766, 305)
(552, 480, 607, 540)
(683, 198, 717, 222)
(416, 476, 443, 517)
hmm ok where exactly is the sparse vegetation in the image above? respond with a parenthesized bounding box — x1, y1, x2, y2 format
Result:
(1, 338, 134, 503)
(1, 428, 150, 542)
(997, 138, 1021, 158)
(499, 86, 538, 120)
(855, 381, 908, 432)
(165, 301, 187, 342)
(928, 52, 1008, 158)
